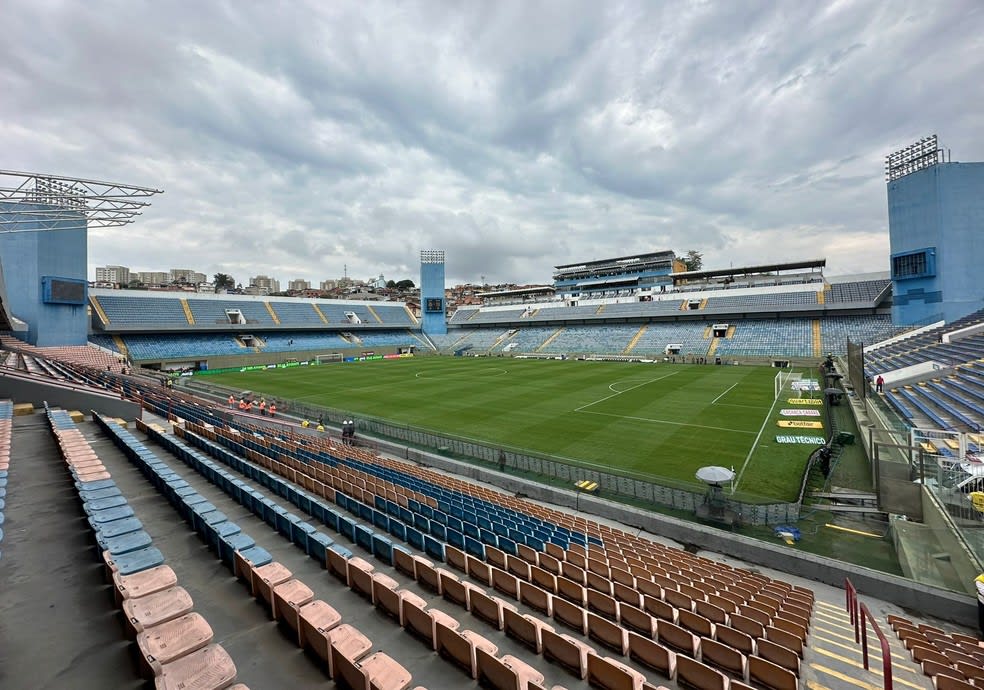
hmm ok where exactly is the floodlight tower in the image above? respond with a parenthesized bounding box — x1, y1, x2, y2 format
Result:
(419, 250, 447, 335)
(0, 170, 162, 345)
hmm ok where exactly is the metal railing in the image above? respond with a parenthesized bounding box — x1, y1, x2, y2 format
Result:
(845, 578, 893, 690)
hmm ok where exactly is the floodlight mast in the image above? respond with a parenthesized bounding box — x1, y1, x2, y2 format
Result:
(0, 169, 163, 233)
(885, 135, 942, 182)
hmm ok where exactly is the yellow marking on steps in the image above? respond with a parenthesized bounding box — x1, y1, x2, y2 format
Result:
(811, 633, 918, 671)
(623, 325, 647, 354)
(811, 659, 925, 689)
(825, 523, 883, 538)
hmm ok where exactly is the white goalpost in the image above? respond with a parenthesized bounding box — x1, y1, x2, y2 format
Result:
(315, 353, 342, 364)
(773, 369, 798, 399)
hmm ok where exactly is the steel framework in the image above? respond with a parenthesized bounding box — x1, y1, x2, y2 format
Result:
(0, 169, 163, 232)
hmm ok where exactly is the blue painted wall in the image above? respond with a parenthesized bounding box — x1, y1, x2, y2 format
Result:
(420, 258, 447, 335)
(888, 163, 984, 325)
(0, 202, 89, 345)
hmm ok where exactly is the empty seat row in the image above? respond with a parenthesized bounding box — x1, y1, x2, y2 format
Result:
(96, 414, 423, 690)
(887, 615, 984, 688)
(47, 408, 243, 690)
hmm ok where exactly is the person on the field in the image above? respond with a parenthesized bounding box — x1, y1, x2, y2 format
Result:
(876, 375, 884, 393)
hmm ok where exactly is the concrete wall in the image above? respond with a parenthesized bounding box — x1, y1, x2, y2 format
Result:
(888, 163, 984, 325)
(140, 346, 404, 370)
(0, 202, 89, 345)
(0, 372, 140, 419)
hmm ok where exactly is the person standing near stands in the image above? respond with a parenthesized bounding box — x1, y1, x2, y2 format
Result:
(228, 394, 235, 408)
(976, 573, 984, 638)
(876, 375, 884, 393)
(268, 403, 276, 418)
(259, 399, 267, 416)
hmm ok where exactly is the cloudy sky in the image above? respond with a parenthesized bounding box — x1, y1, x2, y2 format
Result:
(2, 1, 982, 286)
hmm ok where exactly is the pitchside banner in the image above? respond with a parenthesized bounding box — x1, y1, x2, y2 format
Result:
(791, 380, 820, 392)
(787, 398, 823, 405)
(776, 435, 825, 445)
(778, 420, 824, 429)
(780, 409, 821, 417)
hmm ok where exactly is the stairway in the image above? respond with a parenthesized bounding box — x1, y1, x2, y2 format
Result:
(623, 325, 647, 355)
(180, 298, 195, 325)
(89, 295, 111, 325)
(536, 327, 565, 353)
(264, 302, 281, 325)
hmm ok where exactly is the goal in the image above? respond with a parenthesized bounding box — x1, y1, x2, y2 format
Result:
(315, 353, 342, 364)
(774, 369, 796, 399)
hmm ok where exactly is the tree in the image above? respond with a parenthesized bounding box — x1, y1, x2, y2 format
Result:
(386, 280, 397, 289)
(213, 273, 235, 292)
(681, 250, 703, 272)
(395, 279, 415, 291)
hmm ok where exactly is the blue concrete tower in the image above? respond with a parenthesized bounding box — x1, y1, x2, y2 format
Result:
(886, 140, 984, 325)
(419, 250, 447, 335)
(0, 201, 89, 345)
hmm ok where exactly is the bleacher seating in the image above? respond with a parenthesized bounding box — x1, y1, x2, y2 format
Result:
(628, 323, 708, 356)
(352, 331, 423, 349)
(315, 302, 377, 325)
(715, 320, 813, 358)
(88, 333, 121, 354)
(45, 406, 242, 687)
(371, 304, 416, 326)
(825, 279, 890, 304)
(820, 315, 904, 354)
(268, 301, 326, 326)
(704, 291, 818, 310)
(187, 299, 276, 326)
(122, 334, 246, 360)
(538, 325, 638, 355)
(493, 327, 558, 353)
(96, 295, 189, 326)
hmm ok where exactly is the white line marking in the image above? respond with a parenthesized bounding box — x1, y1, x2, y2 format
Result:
(732, 385, 784, 492)
(575, 371, 680, 412)
(580, 409, 756, 435)
(710, 382, 739, 405)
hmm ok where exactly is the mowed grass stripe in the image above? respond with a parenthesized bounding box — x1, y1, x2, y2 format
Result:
(213, 357, 807, 500)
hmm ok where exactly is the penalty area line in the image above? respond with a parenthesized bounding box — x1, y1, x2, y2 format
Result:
(579, 409, 756, 435)
(710, 382, 739, 405)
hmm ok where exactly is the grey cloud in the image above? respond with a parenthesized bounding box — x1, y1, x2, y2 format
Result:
(1, 0, 982, 286)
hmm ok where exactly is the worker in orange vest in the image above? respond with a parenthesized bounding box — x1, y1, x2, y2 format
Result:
(268, 403, 276, 418)
(238, 398, 247, 411)
(259, 399, 267, 416)
(246, 400, 253, 414)
(228, 394, 235, 408)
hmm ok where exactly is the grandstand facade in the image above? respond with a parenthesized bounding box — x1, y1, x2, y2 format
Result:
(552, 250, 680, 300)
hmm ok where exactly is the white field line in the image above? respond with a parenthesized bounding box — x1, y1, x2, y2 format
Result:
(710, 382, 739, 405)
(579, 409, 756, 435)
(574, 370, 681, 413)
(732, 383, 785, 493)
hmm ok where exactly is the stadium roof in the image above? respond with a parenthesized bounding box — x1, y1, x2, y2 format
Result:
(672, 258, 827, 282)
(554, 250, 675, 271)
(0, 169, 163, 233)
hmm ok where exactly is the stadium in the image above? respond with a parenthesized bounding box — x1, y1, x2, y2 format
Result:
(1, 137, 983, 690)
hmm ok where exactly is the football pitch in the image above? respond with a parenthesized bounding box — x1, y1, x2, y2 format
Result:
(209, 357, 819, 502)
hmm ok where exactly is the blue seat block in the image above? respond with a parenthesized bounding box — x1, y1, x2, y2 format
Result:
(322, 508, 340, 532)
(83, 494, 128, 515)
(108, 546, 165, 576)
(218, 532, 256, 567)
(463, 522, 480, 539)
(464, 536, 485, 559)
(327, 543, 352, 566)
(406, 526, 424, 551)
(446, 528, 465, 550)
(477, 516, 493, 531)
(430, 522, 447, 542)
(307, 531, 334, 566)
(354, 524, 374, 551)
(88, 504, 135, 525)
(98, 529, 153, 555)
(236, 545, 272, 570)
(183, 499, 215, 525)
(357, 502, 373, 522)
(420, 504, 434, 519)
(374, 495, 387, 512)
(94, 516, 143, 539)
(259, 498, 279, 527)
(424, 535, 445, 562)
(76, 478, 116, 492)
(292, 520, 317, 550)
(274, 507, 293, 538)
(479, 529, 498, 548)
(525, 537, 544, 553)
(78, 486, 122, 502)
(337, 515, 356, 543)
(372, 534, 393, 566)
(194, 509, 228, 537)
(413, 513, 430, 532)
(447, 516, 463, 533)
(388, 520, 407, 542)
(398, 507, 414, 524)
(372, 510, 389, 532)
(208, 521, 242, 553)
(294, 491, 312, 514)
(308, 499, 327, 524)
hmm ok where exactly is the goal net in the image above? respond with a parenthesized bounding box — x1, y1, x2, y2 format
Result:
(774, 369, 797, 399)
(315, 353, 342, 364)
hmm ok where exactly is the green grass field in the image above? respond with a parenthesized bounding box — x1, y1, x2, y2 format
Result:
(209, 357, 820, 501)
